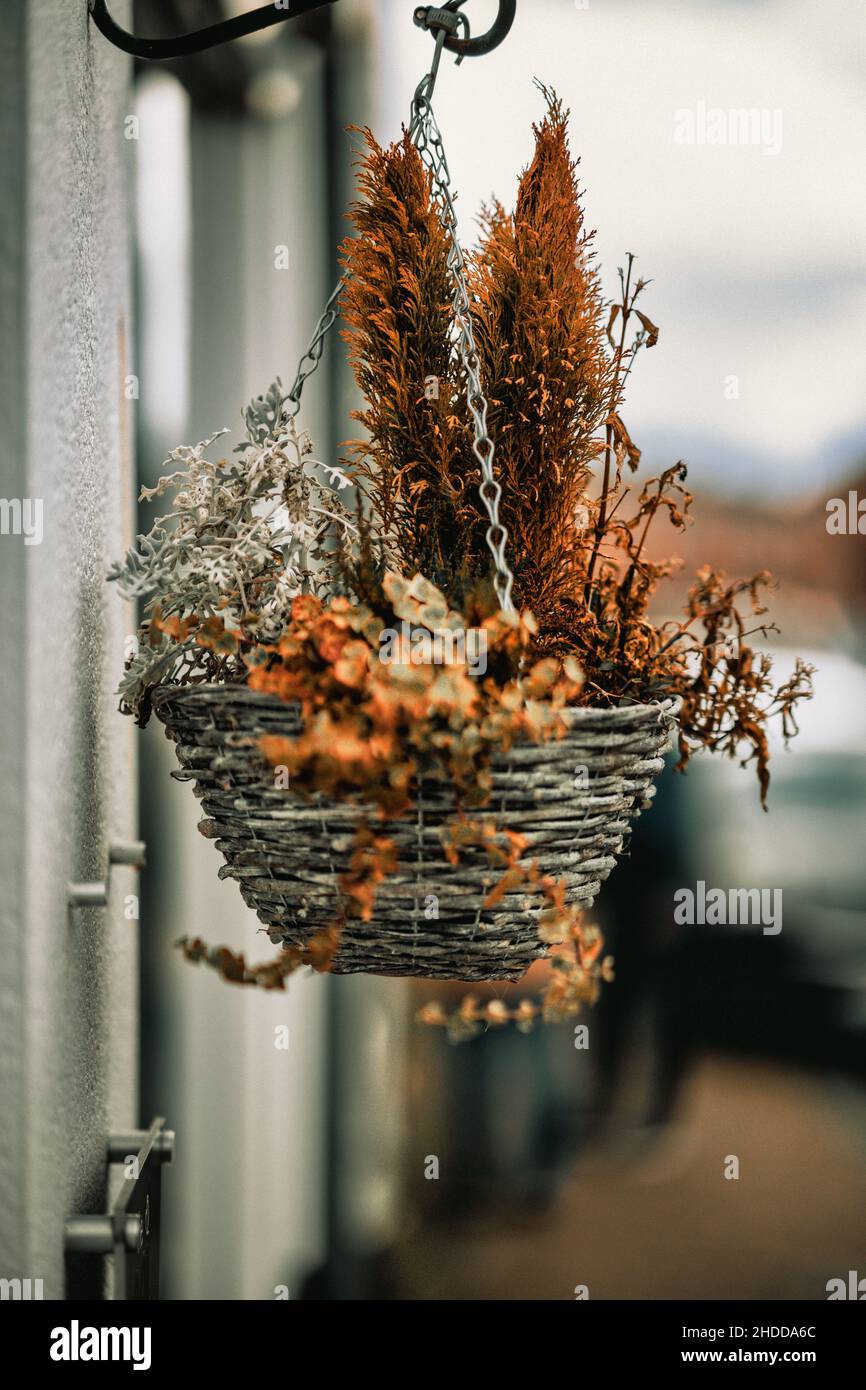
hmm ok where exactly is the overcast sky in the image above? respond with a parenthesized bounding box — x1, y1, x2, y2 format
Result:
(377, 0, 866, 501)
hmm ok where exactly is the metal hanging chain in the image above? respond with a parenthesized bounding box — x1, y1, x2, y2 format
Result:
(284, 280, 343, 418)
(284, 4, 516, 611)
(409, 25, 515, 611)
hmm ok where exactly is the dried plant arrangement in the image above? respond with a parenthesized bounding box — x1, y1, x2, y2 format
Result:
(111, 86, 813, 1043)
(339, 90, 813, 806)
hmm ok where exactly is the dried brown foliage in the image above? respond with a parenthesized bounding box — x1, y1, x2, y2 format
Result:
(339, 89, 813, 806)
(468, 88, 614, 630)
(339, 128, 476, 592)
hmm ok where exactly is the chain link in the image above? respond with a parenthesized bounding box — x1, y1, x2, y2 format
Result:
(283, 278, 343, 417)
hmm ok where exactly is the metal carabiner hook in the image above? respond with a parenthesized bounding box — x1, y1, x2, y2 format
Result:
(413, 1, 517, 61)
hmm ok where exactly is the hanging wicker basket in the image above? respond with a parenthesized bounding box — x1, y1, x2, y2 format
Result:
(153, 684, 677, 982)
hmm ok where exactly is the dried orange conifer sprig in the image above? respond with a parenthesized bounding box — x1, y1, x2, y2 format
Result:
(468, 86, 615, 630)
(339, 129, 476, 592)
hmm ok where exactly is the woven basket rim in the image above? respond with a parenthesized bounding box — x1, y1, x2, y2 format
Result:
(151, 681, 679, 723)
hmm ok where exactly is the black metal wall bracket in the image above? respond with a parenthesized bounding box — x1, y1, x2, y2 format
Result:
(89, 0, 517, 62)
(88, 0, 339, 60)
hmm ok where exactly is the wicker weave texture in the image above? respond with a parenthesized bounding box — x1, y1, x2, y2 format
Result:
(153, 685, 677, 982)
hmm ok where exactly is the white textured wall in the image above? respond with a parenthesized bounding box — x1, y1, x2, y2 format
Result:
(0, 0, 137, 1298)
(136, 52, 333, 1301)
